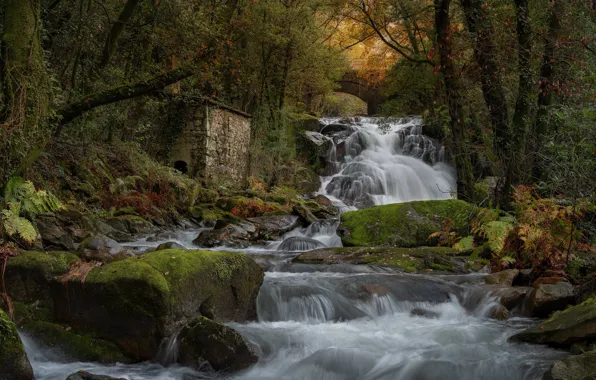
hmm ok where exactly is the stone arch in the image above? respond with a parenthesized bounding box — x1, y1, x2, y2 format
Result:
(336, 72, 383, 115)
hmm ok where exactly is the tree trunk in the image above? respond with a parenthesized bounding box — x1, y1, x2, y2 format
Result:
(531, 0, 563, 179)
(508, 0, 533, 186)
(434, 0, 475, 201)
(460, 0, 510, 165)
(100, 0, 142, 67)
(0, 0, 49, 184)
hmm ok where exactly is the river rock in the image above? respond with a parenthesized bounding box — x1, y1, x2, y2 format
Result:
(66, 371, 125, 380)
(296, 131, 332, 174)
(320, 123, 354, 136)
(485, 269, 520, 286)
(178, 317, 258, 372)
(247, 215, 300, 240)
(77, 234, 130, 262)
(293, 246, 465, 273)
(4, 249, 263, 360)
(338, 200, 479, 247)
(292, 203, 319, 225)
(490, 286, 532, 311)
(527, 278, 575, 317)
(510, 298, 596, 347)
(155, 242, 185, 251)
(410, 308, 440, 319)
(193, 223, 255, 248)
(0, 309, 34, 380)
(35, 214, 75, 250)
(541, 351, 596, 380)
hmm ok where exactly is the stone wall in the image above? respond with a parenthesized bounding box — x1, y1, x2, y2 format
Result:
(170, 99, 251, 186)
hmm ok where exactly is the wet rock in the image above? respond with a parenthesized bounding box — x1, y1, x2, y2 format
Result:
(104, 215, 154, 236)
(410, 308, 440, 319)
(360, 284, 389, 296)
(513, 269, 533, 286)
(247, 215, 300, 240)
(541, 351, 596, 380)
(292, 203, 319, 224)
(314, 194, 333, 207)
(35, 214, 75, 250)
(66, 371, 125, 380)
(485, 269, 520, 286)
(178, 316, 258, 372)
(155, 242, 185, 251)
(320, 123, 354, 136)
(491, 286, 532, 310)
(77, 234, 130, 263)
(296, 131, 332, 174)
(339, 200, 479, 247)
(193, 223, 254, 248)
(278, 236, 327, 251)
(487, 304, 509, 320)
(528, 278, 575, 317)
(510, 298, 596, 347)
(293, 246, 464, 273)
(0, 309, 34, 380)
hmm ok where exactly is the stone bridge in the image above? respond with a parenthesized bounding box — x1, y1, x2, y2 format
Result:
(336, 71, 384, 115)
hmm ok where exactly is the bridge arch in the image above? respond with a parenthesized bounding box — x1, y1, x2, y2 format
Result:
(336, 72, 383, 115)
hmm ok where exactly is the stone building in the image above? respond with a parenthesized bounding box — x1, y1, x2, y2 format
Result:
(170, 98, 251, 186)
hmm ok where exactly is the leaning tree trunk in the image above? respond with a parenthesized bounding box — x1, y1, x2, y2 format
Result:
(0, 0, 50, 185)
(434, 0, 475, 201)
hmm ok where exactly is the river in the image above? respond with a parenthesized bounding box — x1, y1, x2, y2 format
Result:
(22, 117, 565, 379)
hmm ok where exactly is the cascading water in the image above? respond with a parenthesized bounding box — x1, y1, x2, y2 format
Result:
(319, 117, 456, 210)
(21, 117, 565, 379)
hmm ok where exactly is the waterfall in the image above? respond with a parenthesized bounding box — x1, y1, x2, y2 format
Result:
(319, 116, 456, 210)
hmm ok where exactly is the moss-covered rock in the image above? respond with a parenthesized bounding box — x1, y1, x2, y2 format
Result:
(542, 351, 596, 380)
(510, 298, 596, 347)
(0, 309, 33, 380)
(338, 200, 479, 247)
(293, 246, 466, 273)
(178, 317, 257, 372)
(4, 249, 263, 361)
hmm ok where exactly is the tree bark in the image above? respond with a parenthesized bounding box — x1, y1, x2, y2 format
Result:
(460, 0, 510, 163)
(434, 0, 475, 200)
(0, 0, 49, 184)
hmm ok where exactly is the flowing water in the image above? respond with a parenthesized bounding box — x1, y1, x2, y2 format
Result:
(22, 117, 566, 379)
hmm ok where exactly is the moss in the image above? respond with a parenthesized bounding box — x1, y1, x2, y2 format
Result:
(340, 200, 479, 247)
(0, 308, 32, 378)
(113, 207, 139, 217)
(293, 246, 460, 273)
(85, 259, 170, 319)
(7, 251, 79, 277)
(19, 320, 131, 363)
(511, 298, 596, 346)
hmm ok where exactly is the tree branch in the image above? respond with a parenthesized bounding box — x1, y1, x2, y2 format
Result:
(53, 65, 195, 136)
(100, 0, 142, 67)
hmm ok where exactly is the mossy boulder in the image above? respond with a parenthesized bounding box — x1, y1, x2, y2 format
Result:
(293, 246, 466, 273)
(0, 309, 33, 380)
(338, 200, 479, 247)
(510, 298, 596, 347)
(4, 250, 263, 361)
(178, 317, 258, 372)
(542, 351, 596, 380)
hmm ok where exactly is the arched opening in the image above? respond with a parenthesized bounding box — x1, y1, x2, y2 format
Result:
(174, 160, 188, 174)
(322, 92, 368, 117)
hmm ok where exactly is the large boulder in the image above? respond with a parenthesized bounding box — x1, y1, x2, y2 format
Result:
(490, 286, 532, 311)
(485, 269, 520, 286)
(247, 215, 300, 240)
(510, 298, 596, 347)
(527, 278, 575, 317)
(4, 250, 264, 361)
(542, 351, 596, 380)
(293, 246, 466, 273)
(178, 317, 258, 372)
(296, 131, 332, 174)
(0, 309, 34, 380)
(193, 222, 256, 248)
(35, 214, 75, 250)
(338, 200, 479, 247)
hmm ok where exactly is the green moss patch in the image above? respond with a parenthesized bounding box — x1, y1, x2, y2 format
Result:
(339, 200, 479, 247)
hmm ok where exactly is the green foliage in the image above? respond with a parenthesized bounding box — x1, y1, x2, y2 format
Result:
(1, 177, 63, 244)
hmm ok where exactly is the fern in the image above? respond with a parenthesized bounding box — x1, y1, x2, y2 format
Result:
(1, 204, 37, 243)
(475, 220, 514, 253)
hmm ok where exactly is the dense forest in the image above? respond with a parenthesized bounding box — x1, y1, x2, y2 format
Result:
(1, 1, 596, 379)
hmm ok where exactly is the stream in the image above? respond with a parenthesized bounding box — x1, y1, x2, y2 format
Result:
(22, 117, 566, 379)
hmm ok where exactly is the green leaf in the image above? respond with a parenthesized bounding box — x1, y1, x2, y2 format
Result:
(454, 236, 475, 251)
